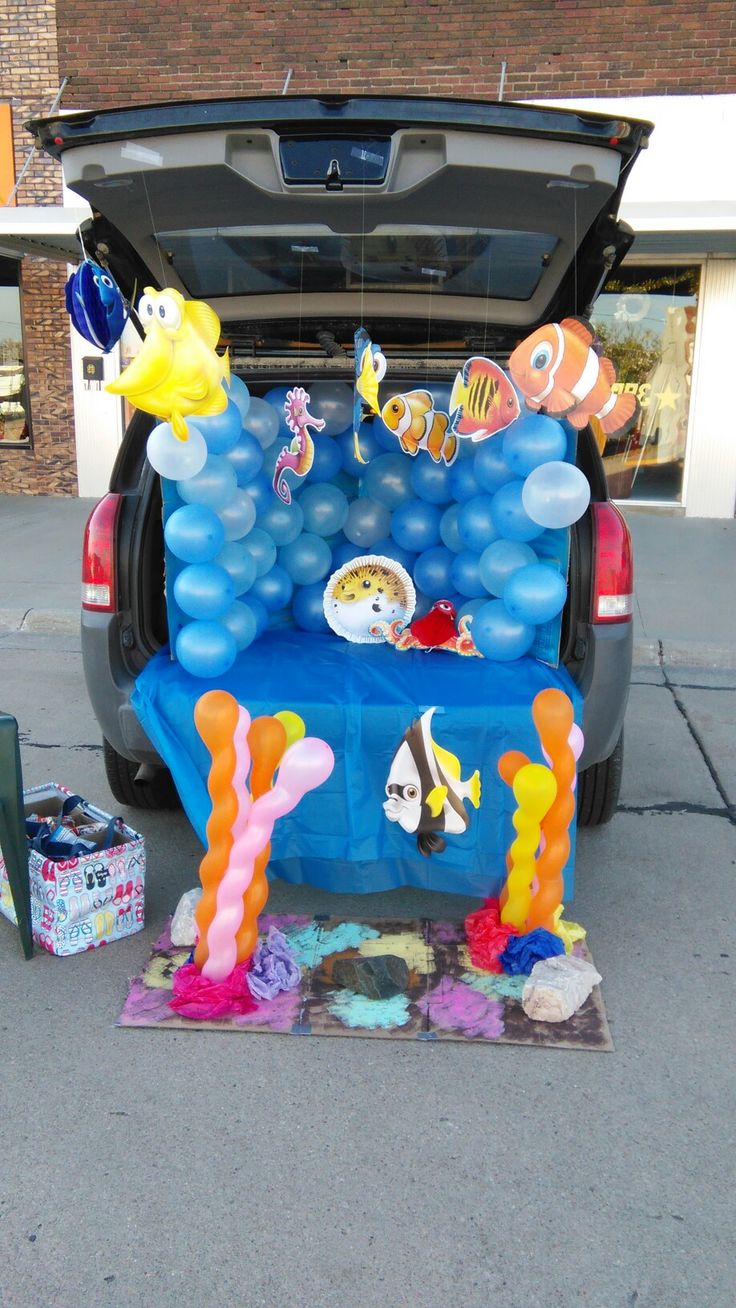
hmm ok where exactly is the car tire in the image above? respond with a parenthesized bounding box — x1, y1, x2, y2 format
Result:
(102, 738, 182, 811)
(576, 730, 624, 827)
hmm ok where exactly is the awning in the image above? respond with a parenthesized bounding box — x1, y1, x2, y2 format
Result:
(0, 205, 92, 261)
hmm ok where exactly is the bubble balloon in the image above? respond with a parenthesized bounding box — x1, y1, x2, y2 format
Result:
(439, 504, 463, 553)
(457, 494, 499, 553)
(220, 599, 258, 651)
(344, 498, 391, 548)
(503, 563, 567, 625)
(479, 538, 538, 597)
(217, 488, 257, 541)
(241, 527, 277, 578)
(361, 453, 413, 509)
(371, 538, 417, 572)
(306, 436, 342, 484)
(226, 374, 251, 424)
(215, 541, 258, 595)
(224, 430, 263, 486)
(174, 562, 235, 621)
(256, 498, 304, 546)
(474, 440, 516, 495)
(293, 581, 331, 633)
(490, 481, 545, 542)
(278, 532, 332, 586)
(300, 483, 349, 537)
(471, 599, 536, 662)
(391, 499, 442, 553)
(195, 400, 243, 455)
(450, 550, 487, 599)
(147, 421, 208, 481)
(522, 462, 591, 529)
(339, 425, 382, 477)
(176, 620, 237, 678)
(502, 413, 567, 477)
(250, 564, 294, 613)
(164, 504, 225, 564)
(243, 396, 280, 448)
(410, 458, 453, 505)
(449, 459, 482, 503)
(177, 454, 237, 511)
(308, 381, 354, 436)
(413, 546, 455, 599)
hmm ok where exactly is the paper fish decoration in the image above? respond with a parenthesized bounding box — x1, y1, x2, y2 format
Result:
(380, 390, 457, 465)
(106, 288, 230, 440)
(323, 555, 415, 644)
(353, 327, 387, 465)
(273, 387, 326, 505)
(508, 317, 639, 438)
(449, 357, 520, 441)
(65, 260, 128, 353)
(384, 707, 481, 857)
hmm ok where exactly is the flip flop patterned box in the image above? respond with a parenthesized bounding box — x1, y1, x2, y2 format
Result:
(0, 783, 145, 956)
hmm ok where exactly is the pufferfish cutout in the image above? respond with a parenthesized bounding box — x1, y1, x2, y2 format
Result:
(106, 288, 230, 440)
(384, 708, 482, 857)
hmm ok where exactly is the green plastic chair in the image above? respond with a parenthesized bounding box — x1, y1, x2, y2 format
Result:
(0, 712, 33, 958)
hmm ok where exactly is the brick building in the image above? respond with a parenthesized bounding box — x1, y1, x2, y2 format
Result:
(2, 0, 735, 511)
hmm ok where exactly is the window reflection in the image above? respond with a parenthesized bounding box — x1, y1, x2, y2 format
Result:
(0, 256, 30, 446)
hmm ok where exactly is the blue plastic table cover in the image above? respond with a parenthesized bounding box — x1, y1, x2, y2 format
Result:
(132, 632, 582, 900)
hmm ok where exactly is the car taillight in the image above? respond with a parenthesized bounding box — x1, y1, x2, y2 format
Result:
(591, 501, 633, 623)
(82, 493, 122, 611)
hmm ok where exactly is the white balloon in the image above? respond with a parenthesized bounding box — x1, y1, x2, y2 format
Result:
(146, 422, 208, 481)
(521, 462, 591, 529)
(307, 381, 354, 437)
(242, 396, 280, 448)
(217, 488, 257, 541)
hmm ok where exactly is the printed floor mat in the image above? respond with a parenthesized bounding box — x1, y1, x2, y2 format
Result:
(118, 915, 612, 1051)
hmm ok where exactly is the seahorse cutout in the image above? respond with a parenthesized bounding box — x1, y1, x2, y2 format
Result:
(272, 386, 326, 505)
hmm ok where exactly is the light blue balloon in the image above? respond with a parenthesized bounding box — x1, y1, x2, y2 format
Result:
(300, 483, 349, 536)
(177, 454, 237, 511)
(339, 425, 382, 477)
(250, 564, 294, 613)
(306, 437, 343, 484)
(260, 441, 283, 480)
(450, 550, 487, 599)
(173, 562, 235, 621)
(224, 430, 263, 486)
(391, 499, 442, 553)
(147, 421, 207, 481)
(490, 481, 545, 542)
(457, 597, 487, 624)
(478, 539, 538, 597)
(474, 441, 515, 495)
(413, 546, 455, 599)
(175, 620, 237, 678)
(410, 458, 453, 505)
(470, 599, 535, 662)
(502, 413, 567, 477)
(293, 582, 330, 633)
(439, 504, 463, 553)
(263, 386, 295, 442)
(373, 414, 400, 453)
(226, 374, 251, 423)
(243, 396, 280, 448)
(215, 541, 257, 595)
(241, 527, 277, 578)
(217, 488, 257, 542)
(503, 563, 567, 625)
(256, 498, 304, 546)
(344, 497, 391, 548)
(220, 599, 258, 651)
(457, 494, 499, 553)
(449, 458, 482, 503)
(361, 453, 413, 509)
(371, 538, 417, 572)
(521, 461, 591, 529)
(164, 504, 225, 564)
(308, 381, 354, 436)
(279, 533, 333, 586)
(195, 400, 243, 455)
(245, 472, 275, 516)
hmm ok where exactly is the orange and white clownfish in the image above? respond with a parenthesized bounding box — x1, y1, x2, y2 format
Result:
(508, 317, 639, 438)
(380, 390, 457, 465)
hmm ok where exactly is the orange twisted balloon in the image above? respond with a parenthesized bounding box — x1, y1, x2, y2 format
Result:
(193, 691, 240, 971)
(525, 689, 576, 931)
(233, 715, 289, 964)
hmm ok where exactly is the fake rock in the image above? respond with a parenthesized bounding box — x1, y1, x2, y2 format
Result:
(332, 954, 409, 1000)
(521, 954, 601, 1023)
(171, 887, 202, 946)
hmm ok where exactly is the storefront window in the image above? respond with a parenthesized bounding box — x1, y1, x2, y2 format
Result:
(591, 264, 700, 503)
(0, 256, 30, 446)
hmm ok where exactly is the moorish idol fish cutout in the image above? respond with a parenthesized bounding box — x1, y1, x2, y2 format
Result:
(384, 707, 481, 857)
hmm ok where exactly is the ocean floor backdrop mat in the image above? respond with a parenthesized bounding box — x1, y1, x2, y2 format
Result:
(118, 915, 612, 1051)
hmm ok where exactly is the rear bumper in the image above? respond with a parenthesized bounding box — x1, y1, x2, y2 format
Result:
(573, 619, 633, 768)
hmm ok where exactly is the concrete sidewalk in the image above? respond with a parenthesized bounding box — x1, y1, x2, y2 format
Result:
(1, 494, 735, 664)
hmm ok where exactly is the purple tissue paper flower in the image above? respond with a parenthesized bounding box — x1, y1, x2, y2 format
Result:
(246, 927, 301, 1001)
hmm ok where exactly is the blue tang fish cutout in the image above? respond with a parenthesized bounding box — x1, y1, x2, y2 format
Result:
(65, 260, 128, 353)
(353, 326, 387, 465)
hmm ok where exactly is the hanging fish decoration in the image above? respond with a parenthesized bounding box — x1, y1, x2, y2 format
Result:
(448, 356, 520, 442)
(65, 260, 128, 353)
(353, 326, 387, 465)
(380, 390, 457, 465)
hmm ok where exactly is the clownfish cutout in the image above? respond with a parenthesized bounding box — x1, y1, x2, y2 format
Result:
(384, 708, 481, 857)
(509, 317, 639, 438)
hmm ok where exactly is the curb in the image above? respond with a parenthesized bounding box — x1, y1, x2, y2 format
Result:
(0, 607, 80, 635)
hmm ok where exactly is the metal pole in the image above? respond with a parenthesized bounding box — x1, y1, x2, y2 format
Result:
(4, 77, 70, 206)
(498, 60, 507, 102)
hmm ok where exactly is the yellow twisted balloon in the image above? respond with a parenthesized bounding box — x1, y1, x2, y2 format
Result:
(500, 763, 557, 931)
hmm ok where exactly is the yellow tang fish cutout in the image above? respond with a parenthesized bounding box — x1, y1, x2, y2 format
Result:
(106, 288, 230, 440)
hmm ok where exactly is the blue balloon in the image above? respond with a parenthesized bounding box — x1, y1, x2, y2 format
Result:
(293, 581, 330, 633)
(503, 563, 567, 625)
(220, 599, 258, 652)
(344, 497, 391, 548)
(256, 498, 304, 546)
(450, 550, 487, 599)
(474, 441, 516, 495)
(173, 562, 235, 621)
(175, 620, 237, 678)
(410, 458, 453, 505)
(339, 425, 382, 477)
(439, 504, 463, 553)
(243, 396, 280, 448)
(259, 441, 283, 480)
(308, 382, 354, 437)
(391, 499, 442, 553)
(262, 386, 294, 442)
(449, 459, 482, 503)
(246, 595, 269, 637)
(177, 454, 237, 511)
(413, 546, 456, 599)
(331, 541, 365, 569)
(306, 437, 342, 484)
(457, 597, 487, 624)
(215, 541, 257, 595)
(371, 538, 417, 572)
(224, 430, 263, 486)
(457, 494, 499, 553)
(279, 532, 333, 586)
(226, 374, 251, 423)
(372, 415, 400, 453)
(361, 453, 413, 509)
(164, 504, 225, 564)
(195, 400, 243, 455)
(245, 472, 275, 516)
(241, 527, 277, 578)
(490, 481, 545, 542)
(502, 413, 567, 477)
(470, 599, 535, 662)
(217, 488, 257, 542)
(250, 564, 294, 613)
(478, 539, 538, 597)
(300, 483, 349, 536)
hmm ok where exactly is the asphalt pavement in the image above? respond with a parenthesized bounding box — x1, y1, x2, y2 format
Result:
(0, 495, 734, 1308)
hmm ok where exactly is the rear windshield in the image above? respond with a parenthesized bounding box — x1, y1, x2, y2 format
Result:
(161, 225, 557, 301)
